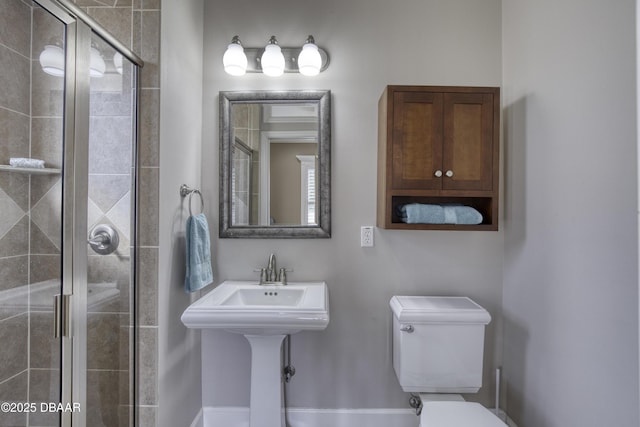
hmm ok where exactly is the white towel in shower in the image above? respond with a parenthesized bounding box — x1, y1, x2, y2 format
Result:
(9, 157, 45, 169)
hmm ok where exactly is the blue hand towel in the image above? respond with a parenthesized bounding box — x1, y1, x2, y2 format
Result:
(184, 213, 213, 292)
(399, 203, 483, 225)
(399, 203, 446, 224)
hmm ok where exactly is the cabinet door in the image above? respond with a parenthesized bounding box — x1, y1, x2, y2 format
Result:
(443, 92, 495, 191)
(391, 91, 443, 190)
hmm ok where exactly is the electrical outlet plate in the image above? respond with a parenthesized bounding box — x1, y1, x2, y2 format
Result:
(361, 226, 374, 247)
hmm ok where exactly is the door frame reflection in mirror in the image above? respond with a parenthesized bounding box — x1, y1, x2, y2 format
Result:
(219, 90, 331, 238)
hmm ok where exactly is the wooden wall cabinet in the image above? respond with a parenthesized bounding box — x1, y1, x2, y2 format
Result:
(377, 86, 500, 230)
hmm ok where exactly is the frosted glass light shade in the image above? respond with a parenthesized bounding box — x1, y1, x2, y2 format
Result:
(40, 45, 105, 77)
(90, 47, 105, 78)
(223, 42, 247, 76)
(297, 42, 321, 76)
(261, 44, 285, 77)
(39, 45, 65, 76)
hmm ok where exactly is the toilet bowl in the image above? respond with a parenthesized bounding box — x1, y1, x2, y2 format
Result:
(390, 296, 507, 427)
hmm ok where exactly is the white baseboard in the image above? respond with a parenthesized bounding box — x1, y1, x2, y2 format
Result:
(202, 407, 416, 427)
(197, 406, 518, 427)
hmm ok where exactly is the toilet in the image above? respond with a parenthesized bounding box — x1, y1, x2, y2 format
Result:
(390, 296, 507, 427)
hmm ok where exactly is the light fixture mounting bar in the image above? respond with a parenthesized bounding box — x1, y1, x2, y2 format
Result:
(243, 46, 329, 74)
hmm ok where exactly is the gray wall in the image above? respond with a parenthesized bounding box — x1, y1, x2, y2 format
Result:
(201, 0, 503, 410)
(502, 0, 639, 426)
(158, 0, 204, 425)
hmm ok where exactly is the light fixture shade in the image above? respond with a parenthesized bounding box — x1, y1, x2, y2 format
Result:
(297, 40, 322, 76)
(90, 47, 105, 78)
(261, 41, 285, 77)
(223, 39, 247, 76)
(39, 45, 65, 76)
(113, 51, 123, 74)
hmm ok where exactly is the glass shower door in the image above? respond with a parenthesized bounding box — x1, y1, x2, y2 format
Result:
(0, 3, 65, 426)
(83, 31, 137, 427)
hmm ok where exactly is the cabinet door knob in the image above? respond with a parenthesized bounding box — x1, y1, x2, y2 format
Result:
(434, 170, 443, 178)
(445, 170, 454, 178)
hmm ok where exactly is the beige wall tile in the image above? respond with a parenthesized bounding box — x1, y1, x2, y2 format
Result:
(0, 255, 27, 291)
(0, 314, 28, 379)
(138, 247, 158, 326)
(31, 117, 63, 169)
(87, 369, 121, 426)
(139, 88, 159, 167)
(0, 108, 29, 164)
(0, 46, 30, 115)
(28, 368, 60, 426)
(88, 313, 122, 370)
(87, 7, 133, 50)
(0, 0, 31, 57)
(30, 312, 60, 370)
(0, 371, 28, 426)
(138, 167, 159, 246)
(137, 327, 157, 405)
(29, 254, 60, 284)
(133, 10, 160, 88)
(0, 216, 28, 257)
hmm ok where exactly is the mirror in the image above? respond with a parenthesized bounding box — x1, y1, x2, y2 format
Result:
(219, 90, 331, 238)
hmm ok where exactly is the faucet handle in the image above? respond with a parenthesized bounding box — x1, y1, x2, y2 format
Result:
(253, 268, 267, 284)
(277, 268, 293, 285)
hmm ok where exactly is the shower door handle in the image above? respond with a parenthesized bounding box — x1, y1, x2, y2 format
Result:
(53, 294, 72, 338)
(54, 295, 61, 338)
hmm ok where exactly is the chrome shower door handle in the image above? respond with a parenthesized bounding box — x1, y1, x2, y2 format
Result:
(88, 224, 120, 255)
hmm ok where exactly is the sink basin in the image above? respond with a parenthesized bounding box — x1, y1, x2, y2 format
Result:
(221, 287, 304, 306)
(181, 280, 329, 335)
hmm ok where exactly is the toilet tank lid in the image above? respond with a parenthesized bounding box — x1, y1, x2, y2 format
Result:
(421, 402, 507, 426)
(390, 296, 491, 324)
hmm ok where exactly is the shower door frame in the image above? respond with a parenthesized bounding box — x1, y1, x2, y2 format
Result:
(34, 1, 144, 426)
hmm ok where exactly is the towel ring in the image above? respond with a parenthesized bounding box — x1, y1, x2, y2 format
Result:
(188, 190, 204, 216)
(180, 184, 204, 216)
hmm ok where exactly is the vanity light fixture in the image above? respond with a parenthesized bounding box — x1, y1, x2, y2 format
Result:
(223, 35, 248, 76)
(260, 36, 285, 77)
(223, 35, 329, 76)
(297, 36, 322, 76)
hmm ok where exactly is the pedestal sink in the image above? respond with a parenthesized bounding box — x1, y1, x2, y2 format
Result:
(181, 280, 330, 427)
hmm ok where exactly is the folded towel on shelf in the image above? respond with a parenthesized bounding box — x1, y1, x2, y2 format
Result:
(398, 203, 483, 225)
(184, 213, 213, 293)
(9, 157, 45, 169)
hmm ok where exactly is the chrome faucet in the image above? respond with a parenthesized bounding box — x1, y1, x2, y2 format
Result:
(256, 253, 291, 285)
(267, 253, 277, 282)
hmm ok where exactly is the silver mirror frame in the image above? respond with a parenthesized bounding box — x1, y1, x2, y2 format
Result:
(219, 90, 331, 238)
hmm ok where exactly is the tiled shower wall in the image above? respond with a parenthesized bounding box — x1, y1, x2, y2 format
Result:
(0, 0, 161, 426)
(78, 1, 162, 426)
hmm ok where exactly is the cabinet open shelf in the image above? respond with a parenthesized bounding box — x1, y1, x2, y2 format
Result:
(388, 195, 497, 231)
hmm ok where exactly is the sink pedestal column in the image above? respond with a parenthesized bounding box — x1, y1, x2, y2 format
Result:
(245, 334, 287, 427)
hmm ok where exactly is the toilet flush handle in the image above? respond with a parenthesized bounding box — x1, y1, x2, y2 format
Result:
(400, 324, 414, 333)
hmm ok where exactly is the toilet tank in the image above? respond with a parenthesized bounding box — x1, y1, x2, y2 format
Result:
(390, 296, 491, 393)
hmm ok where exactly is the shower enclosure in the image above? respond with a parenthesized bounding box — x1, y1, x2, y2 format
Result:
(0, 0, 142, 426)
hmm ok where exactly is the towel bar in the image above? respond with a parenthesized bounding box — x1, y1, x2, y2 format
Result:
(180, 184, 204, 216)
